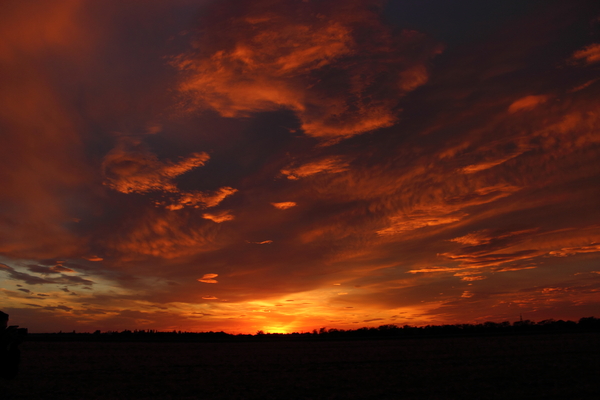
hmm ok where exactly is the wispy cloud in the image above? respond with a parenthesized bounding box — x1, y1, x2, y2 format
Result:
(508, 95, 549, 113)
(570, 43, 600, 65)
(549, 243, 600, 257)
(1, 263, 93, 286)
(198, 274, 219, 284)
(202, 211, 235, 223)
(248, 240, 273, 245)
(271, 202, 297, 210)
(281, 157, 350, 179)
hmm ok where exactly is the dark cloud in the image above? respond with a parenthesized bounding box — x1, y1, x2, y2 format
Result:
(1, 263, 93, 287)
(44, 305, 73, 312)
(1, 264, 54, 285)
(27, 265, 61, 274)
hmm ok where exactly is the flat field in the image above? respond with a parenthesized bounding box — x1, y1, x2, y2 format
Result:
(2, 332, 599, 399)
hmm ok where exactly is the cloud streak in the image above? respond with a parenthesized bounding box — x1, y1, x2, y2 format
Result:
(570, 43, 600, 65)
(281, 157, 350, 179)
(198, 274, 218, 284)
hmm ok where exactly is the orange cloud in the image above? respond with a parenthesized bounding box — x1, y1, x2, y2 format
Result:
(442, 248, 539, 269)
(438, 227, 600, 278)
(271, 202, 297, 210)
(549, 243, 600, 257)
(202, 211, 235, 223)
(569, 78, 599, 93)
(198, 273, 219, 284)
(103, 137, 236, 210)
(408, 267, 463, 274)
(460, 150, 528, 174)
(493, 265, 537, 272)
(105, 209, 225, 259)
(450, 229, 539, 246)
(455, 275, 487, 282)
(570, 43, 600, 65)
(427, 228, 549, 276)
(175, 0, 441, 140)
(281, 157, 349, 179)
(195, 188, 238, 208)
(508, 95, 549, 113)
(377, 184, 519, 236)
(377, 211, 462, 236)
(164, 187, 238, 211)
(249, 240, 273, 245)
(103, 137, 209, 194)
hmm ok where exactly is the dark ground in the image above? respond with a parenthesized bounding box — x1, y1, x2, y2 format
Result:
(1, 332, 599, 399)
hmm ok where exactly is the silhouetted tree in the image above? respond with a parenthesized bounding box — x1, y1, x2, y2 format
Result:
(578, 316, 600, 329)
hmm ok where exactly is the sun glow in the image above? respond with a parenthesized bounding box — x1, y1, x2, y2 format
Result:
(261, 326, 292, 334)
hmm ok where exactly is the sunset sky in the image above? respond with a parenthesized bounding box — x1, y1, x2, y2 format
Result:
(1, 0, 600, 334)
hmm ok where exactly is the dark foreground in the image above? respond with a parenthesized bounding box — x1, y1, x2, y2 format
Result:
(2, 332, 599, 399)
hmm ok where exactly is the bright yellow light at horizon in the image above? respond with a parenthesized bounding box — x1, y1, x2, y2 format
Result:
(261, 326, 291, 334)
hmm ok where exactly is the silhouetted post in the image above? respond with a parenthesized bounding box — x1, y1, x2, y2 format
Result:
(0, 312, 6, 331)
(0, 311, 24, 379)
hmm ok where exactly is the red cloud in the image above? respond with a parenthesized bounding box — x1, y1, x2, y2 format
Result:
(104, 208, 225, 259)
(508, 95, 549, 113)
(570, 43, 600, 65)
(198, 273, 219, 284)
(202, 211, 235, 223)
(281, 157, 349, 180)
(271, 202, 296, 210)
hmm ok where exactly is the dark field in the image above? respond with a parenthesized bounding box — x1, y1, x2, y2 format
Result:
(2, 333, 599, 399)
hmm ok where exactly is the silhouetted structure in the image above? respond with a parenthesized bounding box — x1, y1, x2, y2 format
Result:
(0, 312, 6, 331)
(0, 311, 26, 379)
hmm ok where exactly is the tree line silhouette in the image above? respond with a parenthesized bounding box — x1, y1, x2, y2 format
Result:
(26, 316, 600, 342)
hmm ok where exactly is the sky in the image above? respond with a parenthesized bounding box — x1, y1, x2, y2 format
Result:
(1, 0, 600, 334)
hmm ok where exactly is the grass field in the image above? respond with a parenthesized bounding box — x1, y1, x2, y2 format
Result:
(2, 332, 599, 399)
